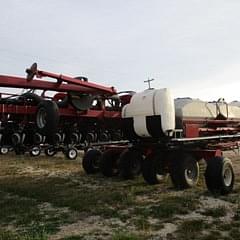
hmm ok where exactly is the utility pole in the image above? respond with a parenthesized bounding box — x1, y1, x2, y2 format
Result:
(144, 78, 154, 89)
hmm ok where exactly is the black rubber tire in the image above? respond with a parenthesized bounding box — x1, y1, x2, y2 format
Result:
(65, 147, 78, 160)
(119, 149, 143, 179)
(142, 152, 167, 185)
(100, 149, 121, 177)
(205, 157, 234, 195)
(170, 153, 199, 189)
(82, 149, 102, 174)
(36, 100, 59, 138)
(44, 147, 57, 157)
(29, 146, 41, 157)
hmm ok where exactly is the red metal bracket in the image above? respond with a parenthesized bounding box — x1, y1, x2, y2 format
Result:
(0, 63, 117, 96)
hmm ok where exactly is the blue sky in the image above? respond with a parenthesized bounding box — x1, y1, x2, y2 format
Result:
(1, 0, 240, 101)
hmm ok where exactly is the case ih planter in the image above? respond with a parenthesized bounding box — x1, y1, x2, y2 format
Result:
(0, 63, 133, 158)
(1, 64, 240, 195)
(83, 88, 240, 195)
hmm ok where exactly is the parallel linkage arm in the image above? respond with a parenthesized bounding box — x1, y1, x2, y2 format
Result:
(0, 63, 117, 95)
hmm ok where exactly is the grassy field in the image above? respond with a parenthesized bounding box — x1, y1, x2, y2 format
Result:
(0, 152, 240, 240)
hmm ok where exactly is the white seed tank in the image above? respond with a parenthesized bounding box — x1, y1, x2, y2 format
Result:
(230, 101, 240, 107)
(122, 88, 175, 138)
(122, 89, 240, 139)
(175, 98, 240, 126)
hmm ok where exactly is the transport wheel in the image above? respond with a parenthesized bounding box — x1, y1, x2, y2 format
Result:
(0, 147, 8, 155)
(119, 149, 143, 179)
(82, 149, 102, 174)
(142, 152, 167, 184)
(30, 146, 41, 157)
(36, 100, 59, 138)
(65, 147, 78, 160)
(170, 153, 199, 189)
(44, 147, 57, 157)
(100, 149, 121, 177)
(205, 157, 234, 195)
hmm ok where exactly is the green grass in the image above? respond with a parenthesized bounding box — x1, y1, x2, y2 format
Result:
(0, 176, 134, 217)
(176, 219, 207, 239)
(1, 155, 240, 240)
(0, 174, 155, 236)
(133, 217, 151, 231)
(199, 230, 222, 240)
(133, 194, 200, 220)
(0, 190, 74, 235)
(112, 231, 146, 240)
(60, 236, 84, 240)
(152, 194, 199, 218)
(219, 194, 240, 204)
(202, 206, 227, 218)
(0, 173, 171, 223)
(0, 228, 48, 240)
(215, 221, 240, 240)
(229, 228, 240, 239)
(233, 205, 240, 221)
(217, 223, 232, 231)
(0, 193, 37, 225)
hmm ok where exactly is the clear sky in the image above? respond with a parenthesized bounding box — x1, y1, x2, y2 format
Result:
(1, 0, 240, 101)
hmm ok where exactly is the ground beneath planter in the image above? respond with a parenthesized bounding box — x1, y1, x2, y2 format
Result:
(0, 151, 240, 240)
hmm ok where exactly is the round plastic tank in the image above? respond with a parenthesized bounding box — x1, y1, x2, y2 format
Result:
(230, 101, 240, 107)
(174, 98, 240, 124)
(122, 88, 175, 138)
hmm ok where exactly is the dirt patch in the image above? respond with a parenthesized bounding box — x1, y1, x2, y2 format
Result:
(49, 217, 108, 240)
